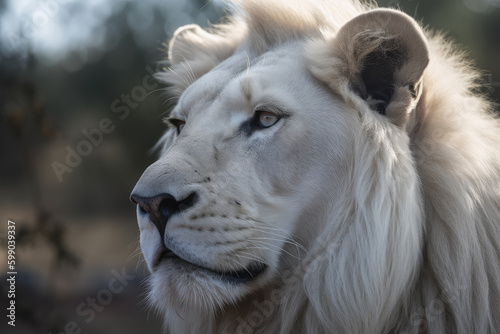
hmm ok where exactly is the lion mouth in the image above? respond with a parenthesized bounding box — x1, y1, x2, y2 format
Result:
(155, 248, 267, 284)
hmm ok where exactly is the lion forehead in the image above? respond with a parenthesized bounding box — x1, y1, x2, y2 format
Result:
(179, 44, 318, 119)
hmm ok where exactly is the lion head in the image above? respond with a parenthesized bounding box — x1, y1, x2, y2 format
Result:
(131, 1, 500, 333)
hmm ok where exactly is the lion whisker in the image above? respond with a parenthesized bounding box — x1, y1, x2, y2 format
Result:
(229, 250, 265, 265)
(178, 56, 197, 86)
(233, 250, 285, 280)
(167, 67, 190, 89)
(245, 241, 301, 261)
(248, 235, 305, 256)
(254, 222, 307, 246)
(251, 228, 307, 253)
(247, 217, 307, 245)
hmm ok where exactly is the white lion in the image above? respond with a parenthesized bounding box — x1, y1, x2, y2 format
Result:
(131, 0, 500, 333)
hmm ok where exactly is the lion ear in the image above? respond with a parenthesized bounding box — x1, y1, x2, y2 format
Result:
(308, 9, 429, 127)
(158, 24, 244, 95)
(168, 24, 242, 66)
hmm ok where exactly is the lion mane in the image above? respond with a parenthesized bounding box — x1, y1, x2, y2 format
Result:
(141, 0, 500, 333)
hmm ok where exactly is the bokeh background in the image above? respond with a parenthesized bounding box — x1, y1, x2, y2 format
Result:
(0, 0, 498, 333)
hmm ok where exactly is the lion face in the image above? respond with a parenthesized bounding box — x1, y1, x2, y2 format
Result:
(131, 43, 357, 311)
(131, 2, 500, 333)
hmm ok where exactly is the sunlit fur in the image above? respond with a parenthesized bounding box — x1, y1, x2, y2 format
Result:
(134, 0, 500, 333)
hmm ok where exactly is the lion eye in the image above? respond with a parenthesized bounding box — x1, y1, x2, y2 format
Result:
(177, 122, 185, 133)
(257, 111, 280, 128)
(170, 119, 186, 134)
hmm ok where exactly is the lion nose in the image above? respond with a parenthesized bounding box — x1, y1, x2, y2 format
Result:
(130, 192, 197, 237)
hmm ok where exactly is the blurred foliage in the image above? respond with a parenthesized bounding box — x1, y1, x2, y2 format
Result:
(5, 79, 78, 269)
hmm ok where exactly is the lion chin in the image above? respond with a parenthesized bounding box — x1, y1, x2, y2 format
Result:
(131, 0, 500, 333)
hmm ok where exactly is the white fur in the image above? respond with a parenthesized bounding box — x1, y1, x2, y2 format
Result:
(133, 1, 500, 333)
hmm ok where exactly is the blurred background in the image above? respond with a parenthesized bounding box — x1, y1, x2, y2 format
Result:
(0, 0, 498, 333)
